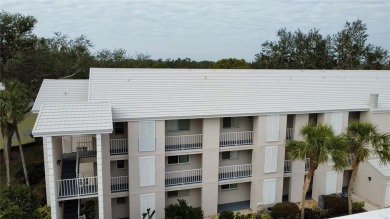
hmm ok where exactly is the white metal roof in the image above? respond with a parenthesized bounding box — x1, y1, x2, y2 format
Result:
(88, 68, 390, 121)
(32, 79, 89, 113)
(368, 158, 390, 178)
(32, 102, 113, 137)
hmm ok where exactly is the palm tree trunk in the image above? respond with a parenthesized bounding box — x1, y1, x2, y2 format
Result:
(301, 166, 315, 219)
(348, 160, 360, 214)
(1, 127, 11, 186)
(15, 125, 30, 187)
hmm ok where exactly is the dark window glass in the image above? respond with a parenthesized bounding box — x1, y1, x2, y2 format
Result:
(168, 156, 179, 164)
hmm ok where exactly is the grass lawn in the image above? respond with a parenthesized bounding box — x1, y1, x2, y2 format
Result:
(0, 143, 44, 192)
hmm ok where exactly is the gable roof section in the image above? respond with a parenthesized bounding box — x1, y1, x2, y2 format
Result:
(368, 158, 390, 178)
(88, 68, 390, 121)
(32, 102, 113, 137)
(32, 79, 89, 113)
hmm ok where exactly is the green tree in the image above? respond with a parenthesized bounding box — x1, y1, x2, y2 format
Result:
(165, 199, 203, 219)
(254, 28, 333, 69)
(0, 79, 30, 186)
(333, 19, 389, 69)
(0, 11, 37, 74)
(286, 124, 348, 219)
(211, 58, 250, 69)
(0, 184, 39, 218)
(344, 121, 390, 214)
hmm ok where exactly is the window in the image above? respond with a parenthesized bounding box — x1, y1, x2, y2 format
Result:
(223, 117, 239, 128)
(167, 120, 190, 131)
(167, 155, 190, 164)
(222, 151, 238, 160)
(167, 189, 190, 198)
(221, 184, 238, 190)
(116, 160, 126, 169)
(114, 122, 125, 135)
(117, 197, 126, 205)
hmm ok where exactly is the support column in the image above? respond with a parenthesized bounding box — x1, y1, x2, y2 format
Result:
(97, 133, 112, 219)
(201, 118, 220, 217)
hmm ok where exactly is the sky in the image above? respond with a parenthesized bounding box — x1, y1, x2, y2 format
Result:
(2, 0, 390, 62)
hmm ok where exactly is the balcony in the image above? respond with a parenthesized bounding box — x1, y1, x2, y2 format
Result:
(165, 134, 203, 151)
(284, 160, 292, 173)
(286, 128, 294, 140)
(219, 131, 253, 147)
(110, 139, 128, 155)
(218, 164, 252, 180)
(111, 176, 129, 192)
(165, 169, 202, 186)
(75, 137, 96, 157)
(57, 177, 98, 198)
(305, 158, 310, 171)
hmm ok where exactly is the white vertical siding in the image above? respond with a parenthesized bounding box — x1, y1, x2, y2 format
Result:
(263, 179, 276, 205)
(139, 156, 156, 187)
(96, 134, 104, 219)
(264, 146, 278, 173)
(140, 193, 156, 219)
(331, 112, 343, 135)
(266, 115, 280, 142)
(139, 121, 156, 151)
(325, 171, 338, 195)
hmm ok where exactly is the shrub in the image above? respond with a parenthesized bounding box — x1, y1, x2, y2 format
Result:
(254, 210, 271, 219)
(219, 210, 234, 219)
(34, 205, 51, 219)
(234, 212, 254, 219)
(304, 207, 328, 219)
(0, 184, 40, 219)
(81, 200, 96, 219)
(270, 202, 299, 219)
(323, 195, 348, 217)
(352, 201, 366, 213)
(165, 199, 203, 219)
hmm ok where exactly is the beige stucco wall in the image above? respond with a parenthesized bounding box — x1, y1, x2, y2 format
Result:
(354, 161, 389, 208)
(201, 118, 220, 216)
(111, 197, 130, 219)
(220, 116, 253, 133)
(360, 112, 390, 133)
(218, 182, 251, 204)
(165, 119, 203, 136)
(165, 154, 202, 172)
(110, 160, 129, 177)
(165, 188, 202, 208)
(128, 121, 165, 219)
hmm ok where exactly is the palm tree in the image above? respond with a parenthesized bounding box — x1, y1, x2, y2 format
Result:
(0, 79, 30, 186)
(286, 123, 348, 219)
(344, 121, 390, 214)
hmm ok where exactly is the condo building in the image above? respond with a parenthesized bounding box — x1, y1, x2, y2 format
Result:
(31, 69, 390, 219)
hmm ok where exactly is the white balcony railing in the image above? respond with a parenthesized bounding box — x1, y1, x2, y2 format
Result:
(219, 131, 253, 147)
(110, 139, 128, 155)
(218, 164, 252, 180)
(284, 160, 292, 173)
(111, 176, 129, 192)
(348, 153, 355, 165)
(76, 138, 97, 158)
(305, 158, 310, 171)
(165, 134, 203, 151)
(165, 169, 202, 186)
(286, 128, 294, 140)
(57, 177, 98, 198)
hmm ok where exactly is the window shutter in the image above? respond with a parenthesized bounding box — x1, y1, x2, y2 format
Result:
(325, 171, 337, 194)
(139, 121, 155, 151)
(139, 156, 155, 187)
(264, 146, 278, 173)
(266, 115, 280, 142)
(263, 179, 276, 204)
(140, 193, 156, 219)
(331, 112, 343, 135)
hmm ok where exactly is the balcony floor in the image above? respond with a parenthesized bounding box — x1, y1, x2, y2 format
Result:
(218, 200, 250, 212)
